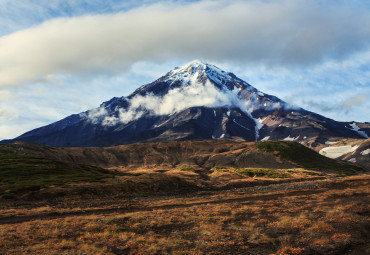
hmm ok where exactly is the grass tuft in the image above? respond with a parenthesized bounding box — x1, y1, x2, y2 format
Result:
(179, 166, 197, 173)
(214, 167, 289, 178)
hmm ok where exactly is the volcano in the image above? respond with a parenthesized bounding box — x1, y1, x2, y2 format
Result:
(2, 60, 369, 148)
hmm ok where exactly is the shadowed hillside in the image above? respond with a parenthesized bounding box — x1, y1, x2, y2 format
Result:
(0, 140, 365, 200)
(3, 140, 364, 172)
(0, 145, 113, 199)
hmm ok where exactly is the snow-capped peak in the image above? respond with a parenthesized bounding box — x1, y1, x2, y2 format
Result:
(164, 59, 249, 92)
(174, 59, 213, 71)
(180, 59, 209, 69)
(168, 59, 224, 80)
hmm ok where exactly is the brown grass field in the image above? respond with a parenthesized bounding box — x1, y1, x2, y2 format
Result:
(0, 174, 369, 255)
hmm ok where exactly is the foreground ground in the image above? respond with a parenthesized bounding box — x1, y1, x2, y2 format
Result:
(0, 175, 369, 255)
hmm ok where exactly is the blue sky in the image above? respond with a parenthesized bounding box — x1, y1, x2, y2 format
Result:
(0, 0, 369, 140)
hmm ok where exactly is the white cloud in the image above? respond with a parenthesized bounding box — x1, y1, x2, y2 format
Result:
(0, 125, 26, 140)
(85, 106, 108, 124)
(1, 0, 370, 88)
(0, 90, 12, 100)
(0, 108, 9, 118)
(132, 80, 238, 115)
(95, 77, 286, 126)
(98, 80, 238, 125)
(0, 104, 18, 121)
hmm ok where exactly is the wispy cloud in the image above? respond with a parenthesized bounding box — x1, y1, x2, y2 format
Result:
(340, 94, 367, 109)
(0, 90, 12, 100)
(1, 0, 369, 88)
(0, 0, 159, 36)
(86, 75, 288, 127)
(302, 93, 368, 116)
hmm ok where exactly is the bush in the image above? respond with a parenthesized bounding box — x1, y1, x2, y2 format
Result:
(179, 166, 197, 172)
(214, 167, 288, 178)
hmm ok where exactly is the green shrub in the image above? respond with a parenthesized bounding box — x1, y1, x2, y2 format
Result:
(214, 167, 288, 178)
(214, 166, 228, 172)
(179, 166, 197, 172)
(231, 168, 288, 178)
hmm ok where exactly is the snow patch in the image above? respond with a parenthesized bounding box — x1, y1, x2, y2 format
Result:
(261, 136, 270, 141)
(348, 158, 357, 163)
(220, 134, 225, 138)
(252, 117, 266, 141)
(283, 135, 299, 141)
(319, 145, 359, 159)
(226, 110, 231, 117)
(350, 123, 360, 130)
(348, 123, 369, 138)
(360, 149, 370, 155)
(325, 141, 338, 145)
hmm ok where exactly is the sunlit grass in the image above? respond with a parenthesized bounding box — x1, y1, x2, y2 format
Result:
(0, 175, 368, 254)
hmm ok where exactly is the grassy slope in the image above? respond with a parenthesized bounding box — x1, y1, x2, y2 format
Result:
(0, 145, 113, 198)
(0, 140, 365, 199)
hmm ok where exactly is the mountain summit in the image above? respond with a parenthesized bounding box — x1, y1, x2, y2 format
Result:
(3, 60, 369, 147)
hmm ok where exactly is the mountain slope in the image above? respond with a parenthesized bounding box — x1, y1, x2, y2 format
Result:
(2, 60, 369, 147)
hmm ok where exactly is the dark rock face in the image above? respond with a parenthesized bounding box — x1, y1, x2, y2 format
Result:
(2, 60, 369, 147)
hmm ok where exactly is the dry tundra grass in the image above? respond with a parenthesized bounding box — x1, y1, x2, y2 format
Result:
(0, 175, 369, 255)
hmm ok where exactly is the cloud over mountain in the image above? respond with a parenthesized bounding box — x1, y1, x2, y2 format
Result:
(82, 61, 289, 127)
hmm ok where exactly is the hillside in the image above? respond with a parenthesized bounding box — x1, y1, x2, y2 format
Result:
(4, 140, 364, 171)
(0, 145, 113, 199)
(1, 140, 365, 200)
